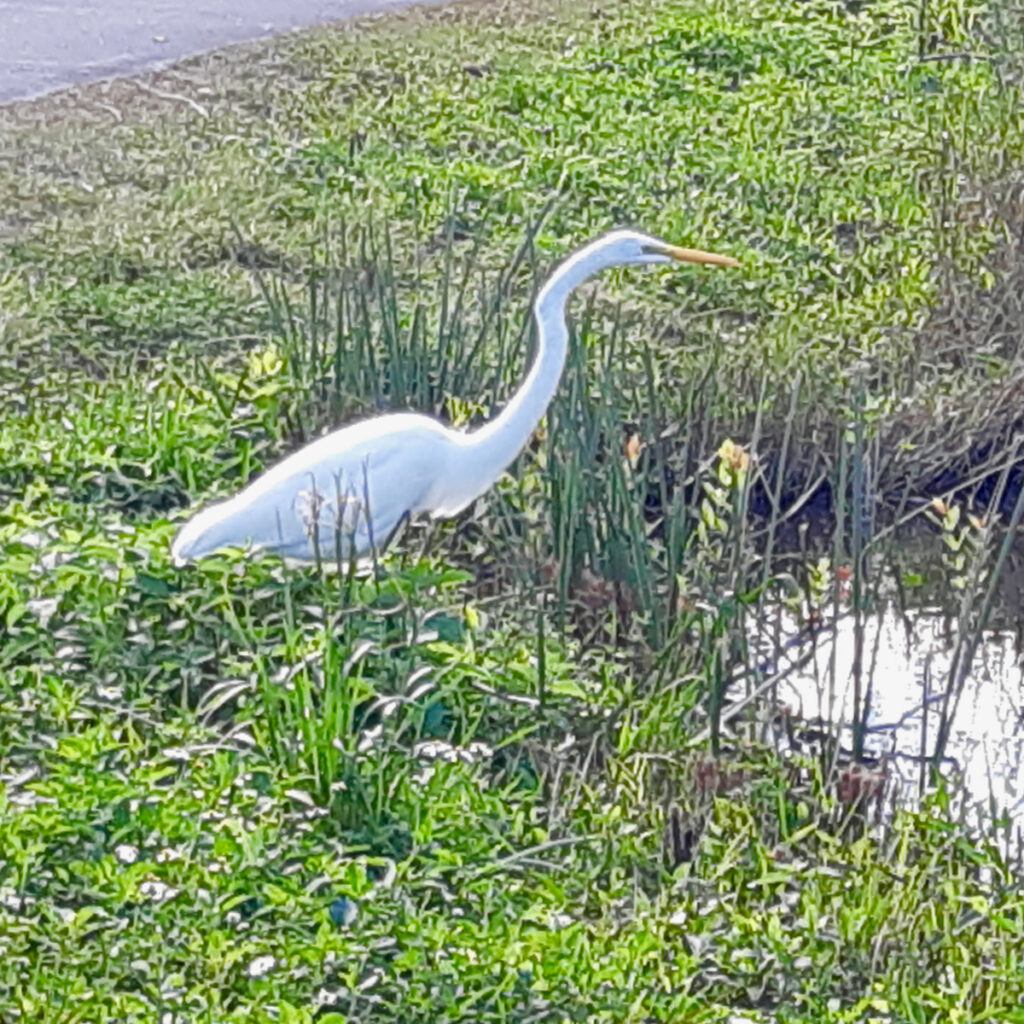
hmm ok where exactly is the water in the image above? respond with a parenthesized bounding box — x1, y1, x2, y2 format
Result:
(756, 603, 1024, 848)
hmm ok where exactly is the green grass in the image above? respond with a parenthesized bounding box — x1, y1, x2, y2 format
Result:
(3, 0, 1024, 1019)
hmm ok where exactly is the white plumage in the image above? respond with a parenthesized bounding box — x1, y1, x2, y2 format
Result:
(170, 229, 737, 567)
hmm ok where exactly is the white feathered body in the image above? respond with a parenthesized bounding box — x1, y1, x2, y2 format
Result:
(170, 229, 737, 566)
(171, 414, 479, 565)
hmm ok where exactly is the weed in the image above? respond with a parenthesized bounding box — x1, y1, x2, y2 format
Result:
(3, 0, 1024, 1020)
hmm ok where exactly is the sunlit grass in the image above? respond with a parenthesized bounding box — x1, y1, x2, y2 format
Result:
(3, 0, 1024, 1019)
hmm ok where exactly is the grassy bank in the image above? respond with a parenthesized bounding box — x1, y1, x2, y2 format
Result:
(3, 0, 1024, 1020)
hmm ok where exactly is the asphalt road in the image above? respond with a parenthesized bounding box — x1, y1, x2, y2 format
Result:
(0, 0, 422, 104)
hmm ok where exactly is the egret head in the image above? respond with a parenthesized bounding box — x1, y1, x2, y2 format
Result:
(594, 228, 740, 268)
(537, 228, 738, 307)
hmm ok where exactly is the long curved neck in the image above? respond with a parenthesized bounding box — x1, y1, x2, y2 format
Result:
(465, 247, 604, 486)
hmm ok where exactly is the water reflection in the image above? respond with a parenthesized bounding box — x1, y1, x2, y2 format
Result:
(762, 606, 1024, 844)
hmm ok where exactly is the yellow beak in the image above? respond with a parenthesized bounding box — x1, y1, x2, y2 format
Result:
(664, 244, 740, 267)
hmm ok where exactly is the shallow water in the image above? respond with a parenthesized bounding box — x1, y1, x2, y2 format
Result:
(758, 604, 1024, 845)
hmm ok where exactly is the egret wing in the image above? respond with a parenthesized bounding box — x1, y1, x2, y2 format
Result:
(234, 420, 450, 561)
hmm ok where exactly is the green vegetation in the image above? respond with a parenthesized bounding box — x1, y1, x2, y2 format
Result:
(3, 0, 1024, 1019)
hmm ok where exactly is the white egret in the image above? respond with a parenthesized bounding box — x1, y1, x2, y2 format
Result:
(170, 229, 738, 567)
